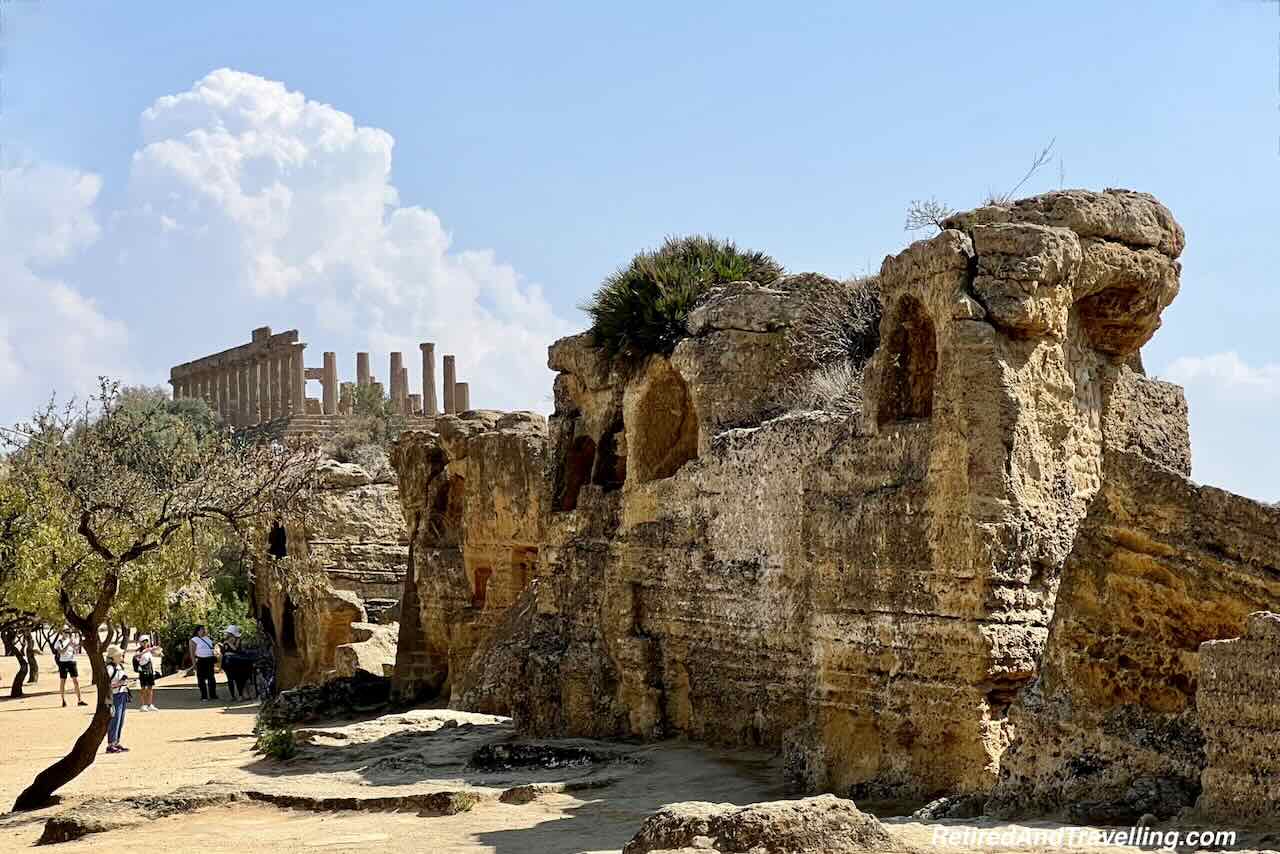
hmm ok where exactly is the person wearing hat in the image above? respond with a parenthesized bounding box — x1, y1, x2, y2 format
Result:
(131, 635, 161, 711)
(221, 625, 244, 701)
(104, 645, 131, 754)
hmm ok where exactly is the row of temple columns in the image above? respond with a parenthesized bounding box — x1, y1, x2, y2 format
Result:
(345, 344, 469, 417)
(172, 330, 473, 425)
(171, 343, 306, 426)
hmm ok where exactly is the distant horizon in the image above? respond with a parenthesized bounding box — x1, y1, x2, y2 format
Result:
(2, 2, 1277, 501)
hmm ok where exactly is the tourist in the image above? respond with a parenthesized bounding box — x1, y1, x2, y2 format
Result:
(132, 635, 160, 711)
(104, 645, 131, 753)
(221, 625, 245, 701)
(189, 625, 218, 701)
(52, 630, 87, 708)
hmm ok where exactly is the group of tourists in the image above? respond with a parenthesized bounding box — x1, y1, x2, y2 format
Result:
(189, 623, 246, 701)
(50, 624, 251, 756)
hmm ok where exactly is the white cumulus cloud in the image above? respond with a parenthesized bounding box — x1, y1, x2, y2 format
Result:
(0, 162, 131, 420)
(1162, 351, 1280, 503)
(3, 69, 570, 424)
(1165, 352, 1280, 400)
(113, 68, 569, 410)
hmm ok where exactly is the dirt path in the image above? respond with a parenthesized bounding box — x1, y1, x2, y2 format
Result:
(0, 651, 261, 812)
(0, 652, 1214, 853)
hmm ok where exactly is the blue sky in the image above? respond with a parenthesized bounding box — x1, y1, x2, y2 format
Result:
(1, 1, 1277, 500)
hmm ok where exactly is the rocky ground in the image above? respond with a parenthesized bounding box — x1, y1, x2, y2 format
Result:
(0, 653, 1269, 853)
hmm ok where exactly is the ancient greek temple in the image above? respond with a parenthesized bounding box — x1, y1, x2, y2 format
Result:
(169, 326, 474, 427)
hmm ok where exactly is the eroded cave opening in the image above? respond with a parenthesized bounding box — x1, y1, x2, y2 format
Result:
(627, 361, 698, 484)
(558, 435, 596, 511)
(471, 567, 492, 609)
(281, 596, 298, 653)
(592, 425, 627, 491)
(267, 522, 288, 558)
(876, 295, 938, 426)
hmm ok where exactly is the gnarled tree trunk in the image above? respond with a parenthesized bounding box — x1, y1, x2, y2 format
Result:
(4, 631, 28, 698)
(25, 632, 38, 684)
(13, 572, 120, 812)
(12, 628, 110, 810)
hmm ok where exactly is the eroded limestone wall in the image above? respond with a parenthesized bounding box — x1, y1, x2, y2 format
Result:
(988, 451, 1280, 822)
(389, 411, 548, 705)
(1197, 612, 1280, 826)
(390, 190, 1277, 814)
(254, 458, 407, 688)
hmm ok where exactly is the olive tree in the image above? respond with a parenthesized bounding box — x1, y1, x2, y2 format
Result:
(1, 381, 322, 811)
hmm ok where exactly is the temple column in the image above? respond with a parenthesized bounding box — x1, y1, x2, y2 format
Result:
(398, 366, 409, 413)
(419, 342, 437, 416)
(217, 369, 229, 419)
(389, 352, 404, 414)
(409, 393, 422, 415)
(356, 352, 370, 387)
(290, 344, 306, 416)
(247, 359, 260, 424)
(257, 357, 271, 422)
(228, 365, 240, 426)
(455, 382, 470, 413)
(238, 363, 251, 425)
(442, 354, 457, 414)
(270, 353, 285, 419)
(322, 352, 338, 415)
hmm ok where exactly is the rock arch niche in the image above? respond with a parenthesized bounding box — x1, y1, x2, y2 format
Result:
(624, 356, 699, 484)
(558, 435, 597, 511)
(875, 295, 938, 426)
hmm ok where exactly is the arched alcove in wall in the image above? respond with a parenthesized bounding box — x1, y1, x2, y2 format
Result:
(876, 295, 938, 426)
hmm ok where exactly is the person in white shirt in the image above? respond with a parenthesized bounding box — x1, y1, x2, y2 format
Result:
(52, 630, 87, 708)
(132, 635, 161, 711)
(104, 645, 131, 753)
(189, 625, 218, 701)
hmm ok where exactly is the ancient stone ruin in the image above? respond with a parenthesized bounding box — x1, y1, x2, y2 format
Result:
(387, 189, 1279, 825)
(254, 458, 408, 689)
(168, 326, 478, 429)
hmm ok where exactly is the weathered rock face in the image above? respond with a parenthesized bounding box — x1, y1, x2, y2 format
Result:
(334, 621, 399, 680)
(987, 452, 1280, 821)
(389, 189, 1278, 819)
(1197, 612, 1280, 826)
(623, 794, 912, 854)
(389, 411, 548, 705)
(255, 457, 407, 688)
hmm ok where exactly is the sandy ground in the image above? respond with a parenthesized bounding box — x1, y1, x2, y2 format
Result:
(0, 651, 1264, 853)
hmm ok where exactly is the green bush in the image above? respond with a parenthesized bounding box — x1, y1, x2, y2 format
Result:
(583, 235, 783, 362)
(157, 593, 259, 674)
(253, 725, 297, 760)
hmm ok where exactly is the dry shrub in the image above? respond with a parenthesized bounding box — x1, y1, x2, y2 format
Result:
(787, 275, 882, 370)
(783, 274, 882, 417)
(788, 360, 865, 417)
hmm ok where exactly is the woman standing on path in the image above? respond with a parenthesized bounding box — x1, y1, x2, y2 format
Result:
(189, 625, 218, 701)
(53, 630, 87, 708)
(104, 646, 131, 754)
(132, 635, 160, 711)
